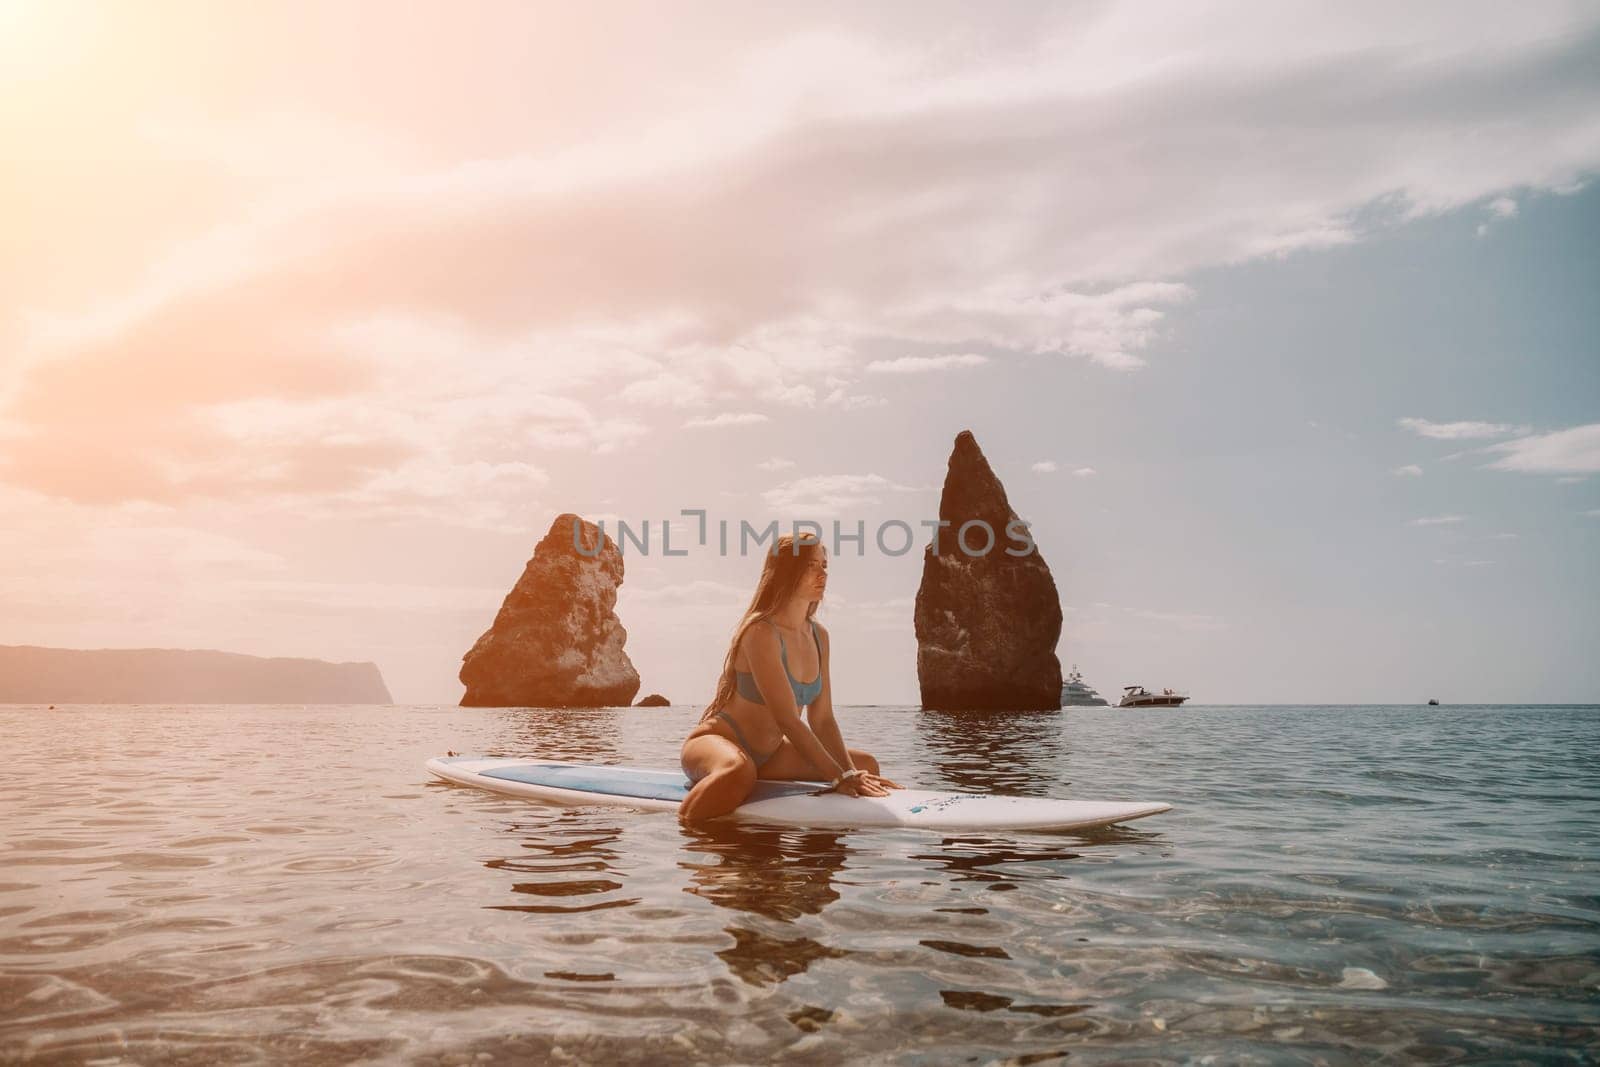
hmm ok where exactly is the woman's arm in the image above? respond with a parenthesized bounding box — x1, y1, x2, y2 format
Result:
(744, 623, 847, 780)
(804, 623, 855, 772)
(806, 623, 900, 791)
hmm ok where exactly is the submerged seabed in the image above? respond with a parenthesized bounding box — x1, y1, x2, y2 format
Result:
(1, 703, 1596, 1065)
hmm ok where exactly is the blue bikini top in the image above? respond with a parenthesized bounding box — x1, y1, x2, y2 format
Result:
(734, 618, 823, 707)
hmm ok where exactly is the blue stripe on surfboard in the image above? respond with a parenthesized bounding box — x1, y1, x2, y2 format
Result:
(477, 762, 821, 804)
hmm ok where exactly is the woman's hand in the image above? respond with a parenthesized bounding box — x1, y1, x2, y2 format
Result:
(813, 770, 891, 798)
(846, 772, 891, 798)
(860, 771, 902, 791)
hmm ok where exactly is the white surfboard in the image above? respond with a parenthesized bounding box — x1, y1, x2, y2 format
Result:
(427, 756, 1171, 832)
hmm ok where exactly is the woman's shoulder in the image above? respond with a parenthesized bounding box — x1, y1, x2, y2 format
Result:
(739, 617, 782, 655)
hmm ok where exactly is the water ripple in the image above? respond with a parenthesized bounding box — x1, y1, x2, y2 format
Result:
(1, 702, 1596, 1064)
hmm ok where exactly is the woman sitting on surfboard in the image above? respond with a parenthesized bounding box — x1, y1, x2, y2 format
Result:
(679, 532, 899, 824)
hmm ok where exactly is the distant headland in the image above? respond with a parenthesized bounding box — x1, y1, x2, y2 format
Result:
(0, 645, 392, 705)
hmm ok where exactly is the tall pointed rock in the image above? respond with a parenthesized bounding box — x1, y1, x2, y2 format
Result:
(460, 513, 641, 708)
(915, 431, 1063, 710)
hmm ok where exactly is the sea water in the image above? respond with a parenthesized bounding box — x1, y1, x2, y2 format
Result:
(1, 703, 1596, 1064)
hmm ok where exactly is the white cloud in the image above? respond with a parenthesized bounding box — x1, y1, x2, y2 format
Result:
(621, 578, 749, 606)
(1073, 467, 1098, 477)
(1583, 509, 1600, 518)
(864, 353, 989, 374)
(1128, 608, 1226, 632)
(757, 457, 796, 472)
(1032, 460, 1058, 474)
(821, 388, 888, 410)
(1409, 514, 1466, 526)
(1485, 424, 1600, 474)
(683, 412, 770, 429)
(1397, 417, 1526, 440)
(1477, 195, 1521, 236)
(1392, 464, 1424, 477)
(619, 373, 706, 408)
(828, 593, 916, 632)
(763, 473, 923, 515)
(5, 4, 1599, 513)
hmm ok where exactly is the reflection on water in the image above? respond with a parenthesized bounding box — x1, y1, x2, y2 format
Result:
(914, 709, 1068, 793)
(912, 837, 1085, 888)
(680, 825, 855, 987)
(485, 823, 639, 915)
(487, 706, 625, 763)
(679, 825, 851, 921)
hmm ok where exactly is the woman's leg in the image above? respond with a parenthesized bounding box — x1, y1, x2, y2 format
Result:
(757, 742, 880, 782)
(850, 749, 880, 776)
(679, 733, 757, 825)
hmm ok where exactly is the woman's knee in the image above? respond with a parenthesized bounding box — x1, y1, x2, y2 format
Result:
(712, 758, 758, 791)
(680, 758, 757, 823)
(849, 749, 880, 775)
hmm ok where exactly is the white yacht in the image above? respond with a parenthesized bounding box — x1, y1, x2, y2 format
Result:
(1060, 665, 1110, 707)
(1119, 685, 1189, 708)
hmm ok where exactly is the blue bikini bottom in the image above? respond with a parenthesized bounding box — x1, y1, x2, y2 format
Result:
(711, 710, 783, 768)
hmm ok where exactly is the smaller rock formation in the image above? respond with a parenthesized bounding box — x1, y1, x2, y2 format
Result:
(636, 693, 671, 707)
(460, 513, 641, 708)
(914, 430, 1063, 710)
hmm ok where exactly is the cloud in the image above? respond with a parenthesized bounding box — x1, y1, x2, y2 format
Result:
(762, 473, 923, 515)
(1392, 464, 1424, 477)
(1408, 514, 1466, 526)
(826, 593, 916, 631)
(1477, 195, 1521, 235)
(1128, 608, 1227, 632)
(683, 412, 770, 429)
(757, 457, 796, 472)
(620, 578, 749, 606)
(1484, 424, 1600, 474)
(1397, 417, 1527, 440)
(1073, 467, 1098, 477)
(821, 387, 888, 410)
(864, 353, 989, 374)
(6, 5, 1599, 512)
(1031, 460, 1058, 474)
(1583, 508, 1600, 518)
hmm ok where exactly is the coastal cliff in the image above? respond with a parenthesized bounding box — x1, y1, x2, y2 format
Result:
(0, 645, 393, 704)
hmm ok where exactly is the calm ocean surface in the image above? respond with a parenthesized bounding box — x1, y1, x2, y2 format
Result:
(2, 703, 1596, 1065)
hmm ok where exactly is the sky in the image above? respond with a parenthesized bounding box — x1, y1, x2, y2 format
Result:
(2, 1, 1597, 705)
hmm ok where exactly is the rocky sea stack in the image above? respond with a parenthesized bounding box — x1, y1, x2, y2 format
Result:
(914, 431, 1063, 710)
(460, 513, 641, 708)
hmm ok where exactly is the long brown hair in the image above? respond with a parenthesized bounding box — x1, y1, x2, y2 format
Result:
(701, 532, 823, 719)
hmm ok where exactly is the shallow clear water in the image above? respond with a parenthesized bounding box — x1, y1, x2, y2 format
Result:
(2, 704, 1597, 1065)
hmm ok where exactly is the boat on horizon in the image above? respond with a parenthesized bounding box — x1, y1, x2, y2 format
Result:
(1119, 685, 1189, 708)
(1060, 665, 1110, 707)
